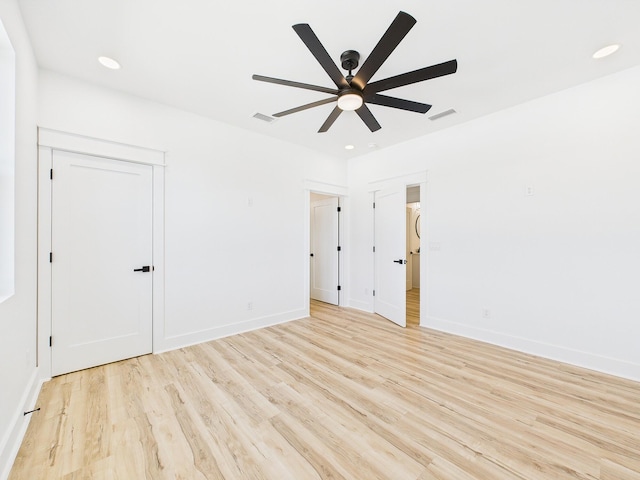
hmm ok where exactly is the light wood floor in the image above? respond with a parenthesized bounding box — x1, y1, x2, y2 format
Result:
(10, 301, 640, 479)
(407, 288, 420, 326)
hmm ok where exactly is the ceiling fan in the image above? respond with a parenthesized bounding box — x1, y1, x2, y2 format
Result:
(252, 11, 458, 133)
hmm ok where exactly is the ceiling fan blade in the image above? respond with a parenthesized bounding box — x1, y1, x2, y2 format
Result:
(365, 93, 432, 114)
(365, 59, 458, 94)
(351, 11, 417, 90)
(292, 24, 350, 89)
(273, 97, 337, 117)
(356, 104, 382, 132)
(252, 75, 339, 95)
(318, 106, 343, 133)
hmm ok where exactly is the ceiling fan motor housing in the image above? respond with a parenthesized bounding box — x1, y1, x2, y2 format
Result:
(340, 50, 360, 73)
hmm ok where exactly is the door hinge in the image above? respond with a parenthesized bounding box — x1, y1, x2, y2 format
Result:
(337, 246, 341, 252)
(49, 252, 52, 263)
(373, 290, 376, 296)
(50, 169, 53, 180)
(373, 202, 376, 209)
(373, 246, 376, 253)
(337, 285, 341, 291)
(337, 206, 341, 212)
(49, 336, 52, 347)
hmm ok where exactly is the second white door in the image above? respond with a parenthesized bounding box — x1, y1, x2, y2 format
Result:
(374, 186, 407, 327)
(51, 150, 153, 376)
(310, 196, 339, 305)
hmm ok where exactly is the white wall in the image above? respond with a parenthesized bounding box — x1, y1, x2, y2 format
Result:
(0, 15, 15, 301)
(0, 1, 40, 478)
(38, 71, 347, 353)
(348, 66, 640, 381)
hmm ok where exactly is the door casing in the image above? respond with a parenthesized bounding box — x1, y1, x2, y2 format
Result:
(37, 128, 165, 379)
(304, 181, 348, 315)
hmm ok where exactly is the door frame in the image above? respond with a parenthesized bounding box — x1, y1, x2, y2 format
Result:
(369, 171, 427, 325)
(303, 180, 348, 315)
(37, 128, 165, 379)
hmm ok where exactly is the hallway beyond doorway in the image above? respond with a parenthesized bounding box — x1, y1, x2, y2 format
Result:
(407, 288, 419, 326)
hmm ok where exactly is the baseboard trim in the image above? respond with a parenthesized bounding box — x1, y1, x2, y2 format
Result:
(0, 370, 44, 480)
(154, 308, 307, 354)
(425, 316, 640, 382)
(347, 298, 373, 313)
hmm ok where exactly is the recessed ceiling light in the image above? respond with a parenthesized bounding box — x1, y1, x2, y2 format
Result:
(592, 44, 620, 59)
(344, 144, 355, 150)
(98, 56, 121, 70)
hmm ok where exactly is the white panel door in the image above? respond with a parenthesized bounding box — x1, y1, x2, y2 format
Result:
(374, 187, 407, 327)
(51, 150, 153, 376)
(310, 197, 339, 305)
(406, 207, 413, 291)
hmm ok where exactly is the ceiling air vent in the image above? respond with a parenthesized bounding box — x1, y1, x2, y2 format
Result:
(252, 112, 277, 123)
(429, 109, 457, 121)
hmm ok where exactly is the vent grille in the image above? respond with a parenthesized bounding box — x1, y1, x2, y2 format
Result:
(252, 112, 276, 123)
(429, 109, 457, 121)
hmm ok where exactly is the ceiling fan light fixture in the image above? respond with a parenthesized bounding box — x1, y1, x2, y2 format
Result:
(337, 91, 364, 111)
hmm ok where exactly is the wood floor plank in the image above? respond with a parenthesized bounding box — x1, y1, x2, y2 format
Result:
(9, 299, 640, 479)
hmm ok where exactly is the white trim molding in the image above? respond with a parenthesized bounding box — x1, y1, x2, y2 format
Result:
(303, 179, 348, 197)
(38, 128, 165, 166)
(427, 315, 640, 382)
(368, 170, 428, 192)
(0, 371, 43, 480)
(155, 308, 307, 354)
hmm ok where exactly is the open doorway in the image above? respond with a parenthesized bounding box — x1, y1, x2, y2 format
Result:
(406, 186, 421, 326)
(310, 193, 341, 306)
(372, 172, 426, 328)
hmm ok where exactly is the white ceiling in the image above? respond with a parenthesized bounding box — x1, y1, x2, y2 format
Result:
(17, 0, 640, 159)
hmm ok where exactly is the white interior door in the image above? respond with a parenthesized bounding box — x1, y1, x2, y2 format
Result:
(51, 150, 153, 376)
(310, 197, 339, 305)
(406, 207, 413, 291)
(374, 186, 407, 327)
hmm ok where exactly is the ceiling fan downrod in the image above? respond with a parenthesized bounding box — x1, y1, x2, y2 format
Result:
(340, 50, 360, 82)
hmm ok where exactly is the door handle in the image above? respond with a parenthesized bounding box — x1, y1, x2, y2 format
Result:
(393, 259, 406, 264)
(133, 266, 151, 272)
